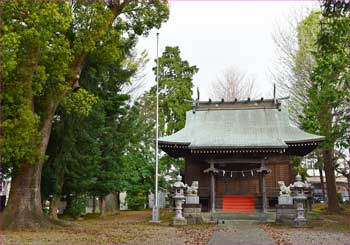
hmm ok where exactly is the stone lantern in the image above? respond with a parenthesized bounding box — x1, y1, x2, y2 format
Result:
(290, 173, 310, 227)
(172, 175, 187, 225)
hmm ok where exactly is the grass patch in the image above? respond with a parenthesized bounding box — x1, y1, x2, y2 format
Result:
(307, 203, 350, 232)
(160, 208, 175, 223)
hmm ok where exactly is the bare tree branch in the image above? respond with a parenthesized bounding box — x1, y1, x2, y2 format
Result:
(210, 66, 257, 101)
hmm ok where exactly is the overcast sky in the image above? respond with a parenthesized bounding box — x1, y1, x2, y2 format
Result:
(136, 1, 317, 100)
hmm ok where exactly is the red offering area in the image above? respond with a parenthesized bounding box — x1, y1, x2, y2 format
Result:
(222, 195, 256, 213)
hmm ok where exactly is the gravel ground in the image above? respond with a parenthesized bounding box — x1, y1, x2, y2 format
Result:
(260, 223, 350, 245)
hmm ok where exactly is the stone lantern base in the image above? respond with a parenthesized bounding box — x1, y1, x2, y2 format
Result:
(183, 206, 203, 224)
(172, 217, 187, 226)
(293, 217, 307, 227)
(276, 204, 296, 225)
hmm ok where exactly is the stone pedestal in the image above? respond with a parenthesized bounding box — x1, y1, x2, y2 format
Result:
(186, 196, 199, 205)
(278, 195, 293, 205)
(276, 204, 296, 225)
(183, 207, 202, 224)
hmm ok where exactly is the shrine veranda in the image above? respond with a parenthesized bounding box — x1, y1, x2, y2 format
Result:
(159, 98, 324, 213)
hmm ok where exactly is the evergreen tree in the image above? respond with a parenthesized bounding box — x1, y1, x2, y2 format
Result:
(300, 0, 350, 213)
(151, 46, 199, 136)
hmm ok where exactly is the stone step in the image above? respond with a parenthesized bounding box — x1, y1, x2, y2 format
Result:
(222, 209, 256, 213)
(212, 212, 276, 222)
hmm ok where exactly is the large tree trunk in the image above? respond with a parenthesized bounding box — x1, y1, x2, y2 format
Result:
(0, 1, 3, 175)
(92, 196, 96, 214)
(347, 176, 350, 205)
(323, 149, 341, 213)
(49, 195, 60, 219)
(2, 163, 50, 230)
(104, 192, 119, 214)
(319, 165, 326, 200)
(99, 196, 106, 217)
(2, 105, 56, 230)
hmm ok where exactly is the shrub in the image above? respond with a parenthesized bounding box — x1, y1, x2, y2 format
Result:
(337, 192, 344, 204)
(128, 194, 146, 210)
(65, 195, 87, 218)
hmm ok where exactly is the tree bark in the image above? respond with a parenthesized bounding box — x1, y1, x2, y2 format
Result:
(116, 192, 120, 212)
(323, 149, 341, 213)
(92, 196, 96, 214)
(347, 176, 350, 204)
(2, 163, 51, 230)
(99, 196, 106, 216)
(0, 0, 3, 175)
(49, 195, 60, 219)
(2, 104, 56, 230)
(316, 152, 326, 200)
(319, 164, 326, 200)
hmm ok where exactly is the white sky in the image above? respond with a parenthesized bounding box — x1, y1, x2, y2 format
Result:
(136, 1, 317, 100)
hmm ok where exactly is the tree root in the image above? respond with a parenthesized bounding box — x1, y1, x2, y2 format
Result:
(1, 212, 76, 231)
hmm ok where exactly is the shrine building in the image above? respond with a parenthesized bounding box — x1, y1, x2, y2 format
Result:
(159, 98, 324, 213)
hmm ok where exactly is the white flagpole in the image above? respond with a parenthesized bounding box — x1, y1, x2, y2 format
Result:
(152, 32, 160, 223)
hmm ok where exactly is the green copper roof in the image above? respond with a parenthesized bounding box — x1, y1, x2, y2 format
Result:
(158, 101, 324, 149)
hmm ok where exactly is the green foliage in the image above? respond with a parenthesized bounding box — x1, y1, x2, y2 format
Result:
(2, 0, 169, 173)
(2, 1, 72, 169)
(118, 98, 157, 197)
(39, 1, 169, 211)
(65, 195, 87, 219)
(285, 11, 321, 123)
(291, 156, 308, 180)
(63, 89, 98, 116)
(151, 46, 199, 136)
(127, 194, 146, 210)
(298, 0, 350, 212)
(119, 46, 199, 200)
(337, 192, 343, 203)
(300, 4, 350, 150)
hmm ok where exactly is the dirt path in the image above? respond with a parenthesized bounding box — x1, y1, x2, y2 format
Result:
(2, 210, 216, 244)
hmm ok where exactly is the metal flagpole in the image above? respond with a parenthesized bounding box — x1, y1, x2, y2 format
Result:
(152, 32, 160, 223)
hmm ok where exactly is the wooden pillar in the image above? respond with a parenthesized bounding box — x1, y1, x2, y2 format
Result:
(258, 157, 271, 213)
(261, 172, 267, 213)
(210, 162, 216, 213)
(204, 161, 218, 213)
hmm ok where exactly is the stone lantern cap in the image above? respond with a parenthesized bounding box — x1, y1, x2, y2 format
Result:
(290, 173, 311, 189)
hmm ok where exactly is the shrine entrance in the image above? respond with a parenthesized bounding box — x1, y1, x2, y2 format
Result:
(215, 165, 260, 212)
(204, 158, 271, 213)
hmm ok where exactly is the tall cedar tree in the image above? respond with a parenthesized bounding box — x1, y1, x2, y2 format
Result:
(151, 46, 198, 172)
(2, 1, 169, 229)
(120, 46, 199, 203)
(300, 0, 350, 213)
